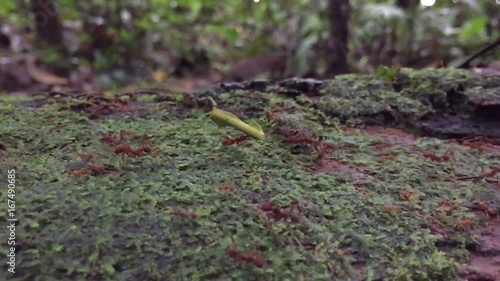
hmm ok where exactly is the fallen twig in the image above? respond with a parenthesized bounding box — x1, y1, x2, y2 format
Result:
(457, 36, 500, 69)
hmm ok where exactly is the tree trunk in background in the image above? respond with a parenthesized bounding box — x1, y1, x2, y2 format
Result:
(31, 0, 69, 76)
(396, 0, 418, 65)
(31, 0, 64, 47)
(326, 0, 350, 76)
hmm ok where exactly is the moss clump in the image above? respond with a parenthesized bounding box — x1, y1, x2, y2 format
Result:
(317, 73, 430, 124)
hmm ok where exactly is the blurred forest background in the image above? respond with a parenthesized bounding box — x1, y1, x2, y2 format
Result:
(0, 0, 499, 93)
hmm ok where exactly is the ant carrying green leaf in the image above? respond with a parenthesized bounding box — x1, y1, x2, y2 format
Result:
(208, 97, 265, 141)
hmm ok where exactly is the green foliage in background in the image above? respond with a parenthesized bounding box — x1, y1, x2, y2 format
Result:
(0, 0, 498, 80)
(0, 0, 16, 16)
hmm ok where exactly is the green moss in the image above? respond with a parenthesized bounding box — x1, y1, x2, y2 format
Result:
(1, 69, 498, 280)
(320, 74, 394, 97)
(398, 67, 482, 91)
(318, 78, 430, 125)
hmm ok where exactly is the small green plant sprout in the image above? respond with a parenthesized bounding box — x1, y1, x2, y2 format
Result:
(376, 65, 401, 83)
(208, 97, 265, 140)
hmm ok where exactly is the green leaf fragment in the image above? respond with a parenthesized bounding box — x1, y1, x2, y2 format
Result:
(209, 107, 265, 140)
(102, 263, 116, 275)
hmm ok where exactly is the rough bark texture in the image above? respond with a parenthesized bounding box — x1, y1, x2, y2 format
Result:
(326, 0, 350, 76)
(31, 0, 64, 46)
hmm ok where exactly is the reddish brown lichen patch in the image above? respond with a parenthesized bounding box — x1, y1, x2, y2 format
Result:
(364, 126, 418, 146)
(426, 215, 450, 236)
(311, 159, 372, 184)
(456, 137, 500, 153)
(381, 204, 401, 215)
(352, 263, 366, 280)
(338, 125, 359, 134)
(469, 256, 500, 280)
(378, 154, 397, 162)
(352, 184, 375, 197)
(461, 218, 500, 280)
(436, 200, 461, 215)
(311, 159, 358, 174)
(371, 142, 393, 151)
